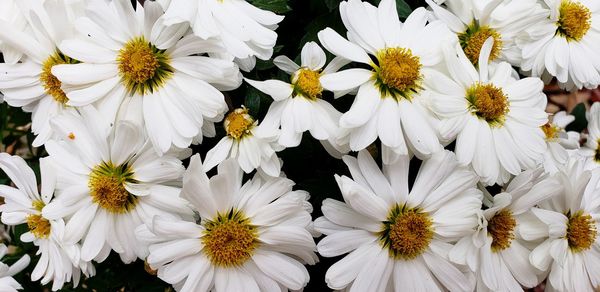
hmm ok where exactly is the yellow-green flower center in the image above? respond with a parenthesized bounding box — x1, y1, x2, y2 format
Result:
(557, 0, 592, 41)
(567, 210, 597, 252)
(40, 51, 79, 104)
(224, 108, 255, 140)
(88, 161, 137, 214)
(467, 83, 510, 126)
(202, 209, 258, 267)
(293, 69, 323, 101)
(117, 36, 173, 95)
(27, 213, 51, 239)
(379, 204, 433, 260)
(458, 23, 503, 65)
(542, 123, 561, 141)
(488, 210, 516, 252)
(374, 47, 422, 101)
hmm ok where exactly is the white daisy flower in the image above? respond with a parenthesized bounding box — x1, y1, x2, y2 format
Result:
(429, 38, 548, 185)
(315, 150, 482, 291)
(41, 107, 193, 264)
(317, 0, 455, 160)
(542, 111, 580, 174)
(51, 0, 242, 155)
(157, 0, 284, 61)
(580, 102, 600, 169)
(0, 244, 29, 292)
(426, 0, 547, 66)
(137, 155, 317, 292)
(449, 168, 562, 291)
(0, 154, 94, 291)
(245, 41, 350, 153)
(0, 0, 83, 146)
(202, 107, 283, 177)
(528, 157, 600, 292)
(519, 0, 600, 90)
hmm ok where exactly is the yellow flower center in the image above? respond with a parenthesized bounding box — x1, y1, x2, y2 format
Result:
(566, 210, 597, 252)
(32, 199, 45, 212)
(40, 51, 79, 104)
(293, 69, 323, 101)
(595, 139, 600, 162)
(542, 123, 561, 141)
(379, 204, 433, 260)
(202, 209, 258, 267)
(27, 214, 51, 239)
(487, 210, 516, 252)
(374, 47, 422, 101)
(557, 0, 592, 41)
(467, 83, 509, 126)
(88, 161, 137, 214)
(458, 23, 503, 65)
(117, 36, 173, 95)
(224, 108, 255, 140)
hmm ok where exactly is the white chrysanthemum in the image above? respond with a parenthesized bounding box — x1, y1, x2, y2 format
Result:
(519, 0, 600, 90)
(542, 111, 580, 174)
(137, 156, 317, 292)
(580, 102, 600, 169)
(245, 42, 350, 154)
(51, 0, 242, 155)
(315, 150, 481, 291)
(0, 244, 29, 292)
(41, 107, 193, 264)
(203, 107, 284, 177)
(157, 0, 283, 61)
(427, 0, 547, 66)
(449, 168, 562, 291)
(429, 38, 548, 185)
(0, 0, 83, 147)
(0, 154, 94, 291)
(0, 0, 30, 64)
(528, 157, 600, 292)
(317, 0, 456, 160)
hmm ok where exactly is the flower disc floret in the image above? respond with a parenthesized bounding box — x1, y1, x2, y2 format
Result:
(488, 210, 516, 252)
(224, 108, 255, 140)
(374, 47, 422, 101)
(26, 214, 51, 239)
(88, 161, 137, 214)
(117, 36, 173, 95)
(567, 210, 597, 252)
(459, 23, 503, 65)
(379, 204, 434, 260)
(542, 123, 560, 140)
(202, 209, 258, 267)
(557, 0, 592, 41)
(467, 83, 509, 126)
(40, 51, 79, 104)
(293, 69, 323, 101)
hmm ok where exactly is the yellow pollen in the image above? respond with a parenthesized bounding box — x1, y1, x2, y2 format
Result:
(459, 23, 503, 65)
(224, 108, 255, 140)
(68, 132, 76, 140)
(26, 214, 51, 239)
(557, 1, 592, 41)
(487, 210, 516, 252)
(566, 210, 597, 252)
(117, 36, 172, 95)
(202, 209, 258, 267)
(467, 83, 509, 126)
(293, 69, 323, 101)
(541, 123, 560, 141)
(379, 204, 433, 260)
(40, 51, 79, 104)
(88, 161, 137, 214)
(375, 47, 422, 100)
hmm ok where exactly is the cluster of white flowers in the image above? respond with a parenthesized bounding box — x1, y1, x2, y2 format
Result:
(0, 0, 598, 291)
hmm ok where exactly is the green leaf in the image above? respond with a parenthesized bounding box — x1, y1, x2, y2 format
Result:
(248, 0, 291, 14)
(565, 103, 588, 133)
(244, 87, 262, 117)
(324, 0, 340, 11)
